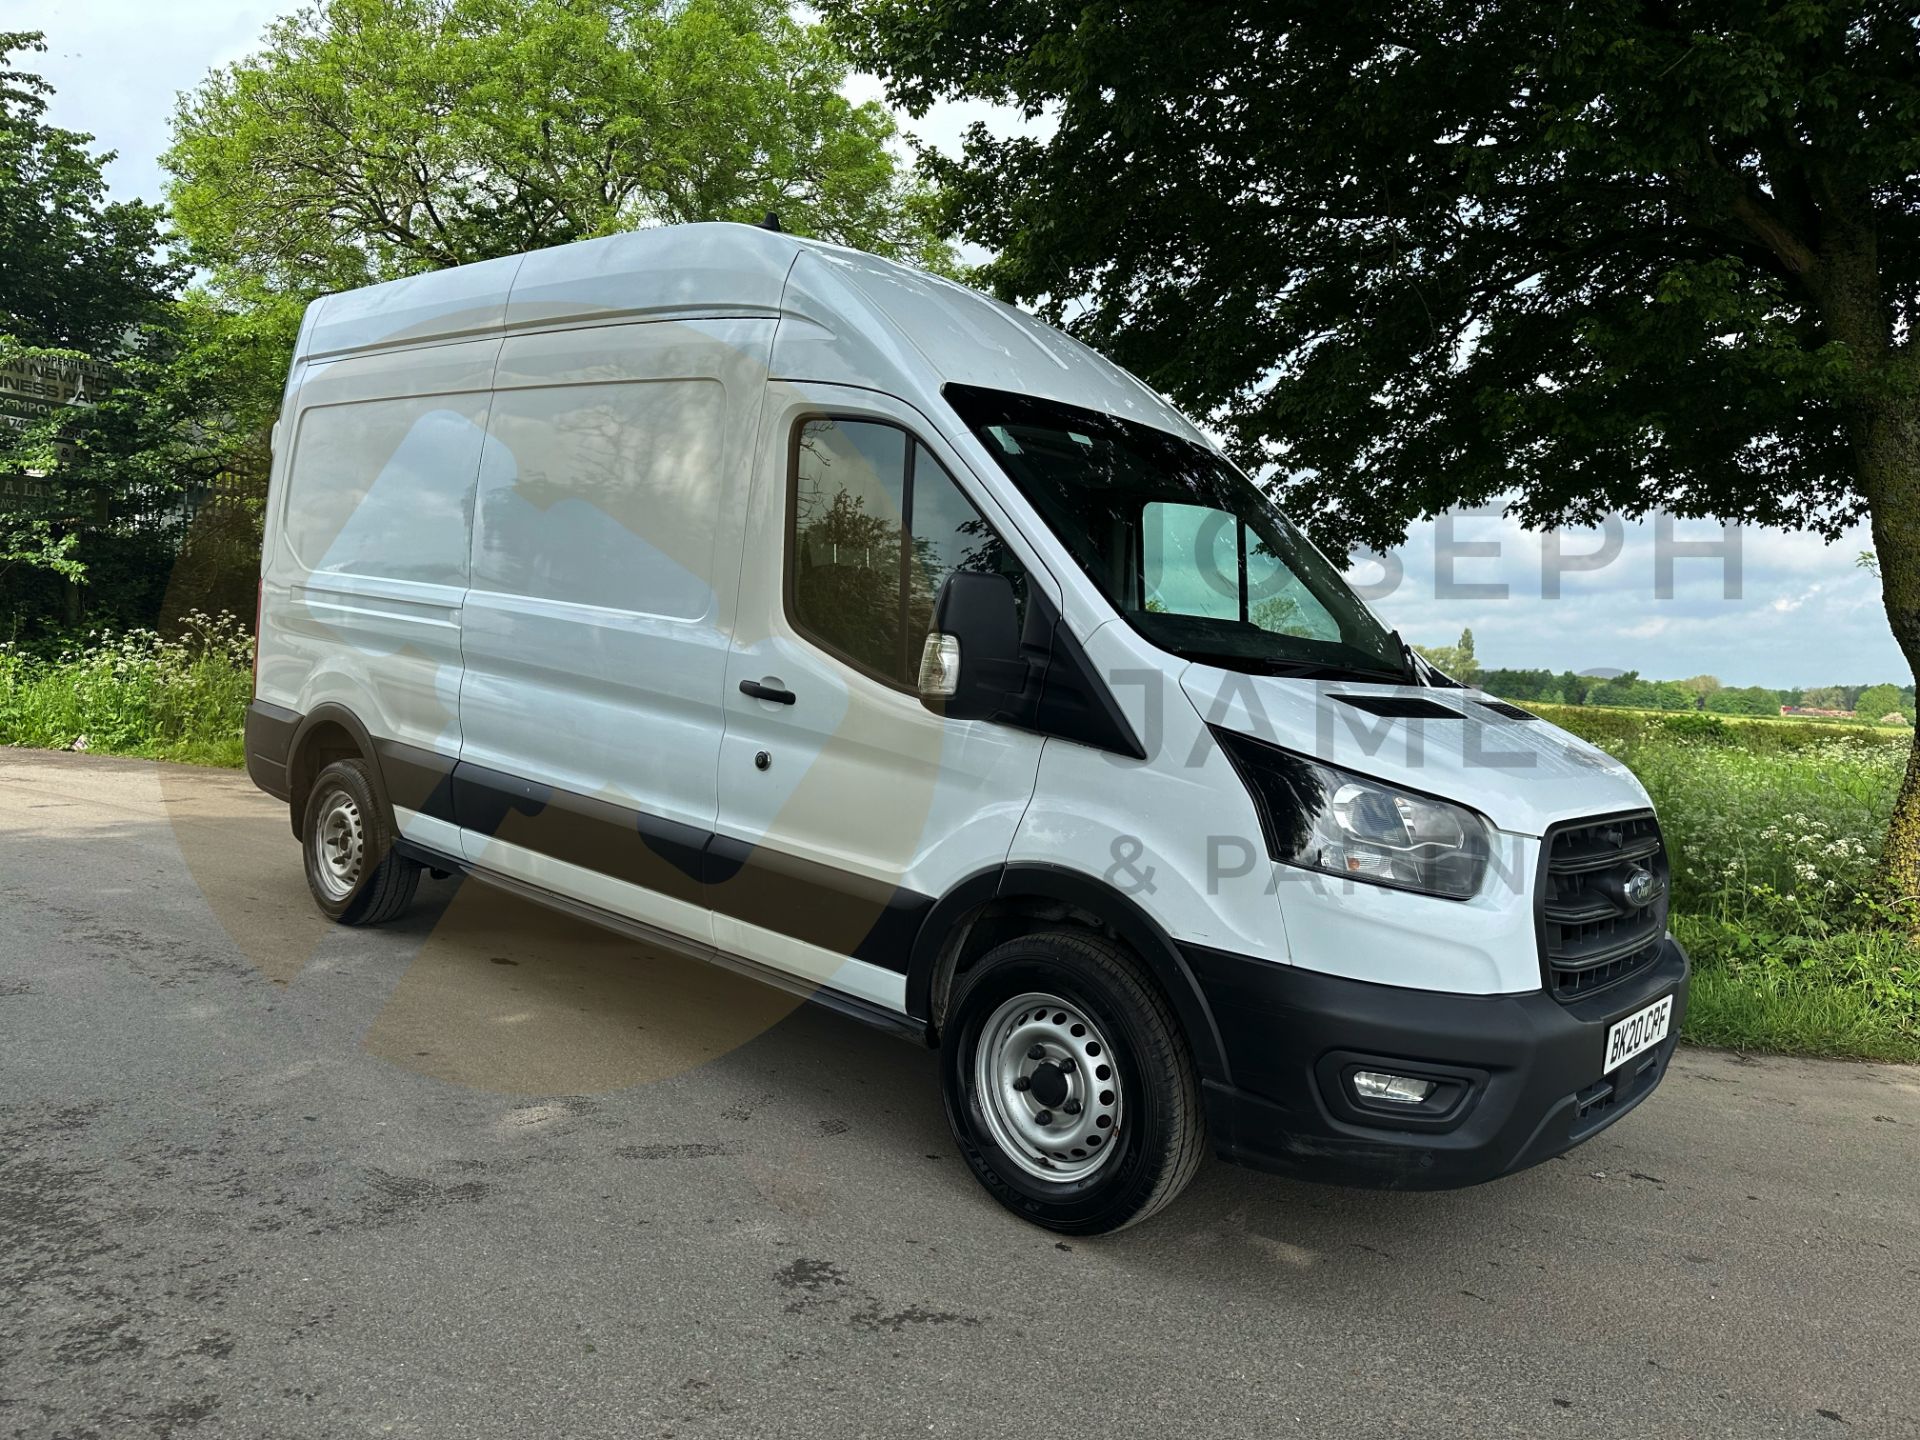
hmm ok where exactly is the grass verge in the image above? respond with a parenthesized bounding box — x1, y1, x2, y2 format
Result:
(0, 614, 252, 769)
(1674, 916, 1920, 1064)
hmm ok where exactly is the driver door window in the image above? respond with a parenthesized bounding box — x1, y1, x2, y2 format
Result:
(790, 418, 1025, 688)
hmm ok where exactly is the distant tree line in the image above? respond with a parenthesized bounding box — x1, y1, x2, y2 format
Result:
(1415, 629, 1914, 723)
(1480, 667, 1916, 722)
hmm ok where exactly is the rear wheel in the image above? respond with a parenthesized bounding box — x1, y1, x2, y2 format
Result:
(941, 930, 1204, 1234)
(301, 758, 420, 925)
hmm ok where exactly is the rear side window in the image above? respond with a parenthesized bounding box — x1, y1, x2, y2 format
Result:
(789, 418, 1024, 688)
(283, 396, 488, 584)
(471, 379, 725, 618)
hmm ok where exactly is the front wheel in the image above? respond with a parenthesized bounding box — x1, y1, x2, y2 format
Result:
(941, 931, 1205, 1234)
(301, 758, 420, 925)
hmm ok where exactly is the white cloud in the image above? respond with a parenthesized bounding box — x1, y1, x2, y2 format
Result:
(1356, 511, 1902, 686)
(15, 0, 285, 205)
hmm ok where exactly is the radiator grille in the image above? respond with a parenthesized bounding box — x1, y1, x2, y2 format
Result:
(1538, 812, 1669, 1004)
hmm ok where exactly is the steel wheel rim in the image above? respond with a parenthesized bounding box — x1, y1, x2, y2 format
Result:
(973, 991, 1123, 1183)
(312, 790, 364, 901)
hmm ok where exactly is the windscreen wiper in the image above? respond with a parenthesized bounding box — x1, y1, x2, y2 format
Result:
(1389, 629, 1456, 688)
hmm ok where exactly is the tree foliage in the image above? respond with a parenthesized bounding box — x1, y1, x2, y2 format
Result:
(167, 0, 951, 293)
(829, 0, 1916, 543)
(1414, 626, 1481, 685)
(1705, 685, 1784, 716)
(1, 32, 183, 621)
(1855, 682, 1908, 722)
(0, 34, 174, 352)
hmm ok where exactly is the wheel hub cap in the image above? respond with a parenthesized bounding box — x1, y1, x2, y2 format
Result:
(313, 791, 364, 901)
(1028, 1063, 1069, 1108)
(974, 992, 1122, 1182)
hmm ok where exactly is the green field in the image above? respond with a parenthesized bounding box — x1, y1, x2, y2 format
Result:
(1538, 700, 1910, 737)
(3, 627, 1914, 1061)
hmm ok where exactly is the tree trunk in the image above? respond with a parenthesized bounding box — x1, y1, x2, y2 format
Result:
(1855, 387, 1920, 922)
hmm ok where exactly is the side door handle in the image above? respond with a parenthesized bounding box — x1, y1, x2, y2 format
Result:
(739, 678, 796, 706)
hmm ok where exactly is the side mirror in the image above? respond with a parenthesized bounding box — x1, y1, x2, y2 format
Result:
(917, 571, 1024, 720)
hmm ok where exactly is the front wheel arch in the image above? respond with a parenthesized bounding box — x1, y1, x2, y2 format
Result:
(909, 864, 1233, 1091)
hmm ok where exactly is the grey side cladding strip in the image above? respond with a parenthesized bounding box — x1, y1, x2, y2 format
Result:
(376, 739, 458, 826)
(439, 760, 928, 974)
(244, 699, 301, 802)
(448, 760, 709, 909)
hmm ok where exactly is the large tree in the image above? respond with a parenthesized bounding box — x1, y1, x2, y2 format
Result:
(166, 0, 952, 293)
(0, 33, 172, 352)
(827, 0, 1920, 908)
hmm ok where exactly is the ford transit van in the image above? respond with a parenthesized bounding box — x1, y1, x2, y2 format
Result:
(245, 222, 1688, 1233)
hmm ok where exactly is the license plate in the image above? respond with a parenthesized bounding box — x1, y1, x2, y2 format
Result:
(1603, 994, 1673, 1074)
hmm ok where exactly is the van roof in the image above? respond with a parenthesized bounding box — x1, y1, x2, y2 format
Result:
(295, 222, 1206, 445)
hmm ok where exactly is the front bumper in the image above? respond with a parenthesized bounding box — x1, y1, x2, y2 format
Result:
(1185, 936, 1689, 1189)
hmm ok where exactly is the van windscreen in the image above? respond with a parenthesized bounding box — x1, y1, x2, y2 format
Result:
(942, 384, 1412, 683)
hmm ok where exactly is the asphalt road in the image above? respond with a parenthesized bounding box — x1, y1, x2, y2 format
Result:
(3, 749, 1918, 1440)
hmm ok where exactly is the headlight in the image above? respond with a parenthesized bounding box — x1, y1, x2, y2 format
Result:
(1211, 726, 1495, 900)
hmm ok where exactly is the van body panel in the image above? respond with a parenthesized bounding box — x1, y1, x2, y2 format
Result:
(1269, 839, 1543, 995)
(454, 318, 774, 941)
(260, 338, 500, 765)
(449, 824, 716, 956)
(1006, 617, 1291, 966)
(709, 912, 909, 1013)
(392, 805, 464, 858)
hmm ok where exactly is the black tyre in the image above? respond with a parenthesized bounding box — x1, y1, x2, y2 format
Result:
(301, 758, 420, 925)
(941, 930, 1205, 1234)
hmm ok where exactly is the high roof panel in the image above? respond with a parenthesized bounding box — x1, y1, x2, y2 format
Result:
(299, 223, 801, 362)
(775, 245, 1208, 445)
(502, 223, 799, 331)
(302, 253, 525, 360)
(292, 221, 1206, 447)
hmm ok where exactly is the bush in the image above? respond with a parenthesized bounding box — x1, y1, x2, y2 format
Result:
(1675, 916, 1919, 1062)
(1659, 710, 1729, 743)
(0, 610, 253, 766)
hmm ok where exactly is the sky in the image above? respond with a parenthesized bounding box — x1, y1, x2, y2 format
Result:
(11, 0, 1906, 689)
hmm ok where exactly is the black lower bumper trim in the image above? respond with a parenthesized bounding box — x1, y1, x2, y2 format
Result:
(244, 699, 299, 802)
(1186, 936, 1690, 1190)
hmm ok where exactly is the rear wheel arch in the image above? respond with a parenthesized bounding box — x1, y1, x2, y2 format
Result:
(286, 704, 385, 836)
(909, 864, 1232, 1089)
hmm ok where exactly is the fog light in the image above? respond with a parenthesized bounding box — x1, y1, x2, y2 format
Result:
(1352, 1070, 1436, 1105)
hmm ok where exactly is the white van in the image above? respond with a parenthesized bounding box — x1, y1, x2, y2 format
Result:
(246, 222, 1687, 1233)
